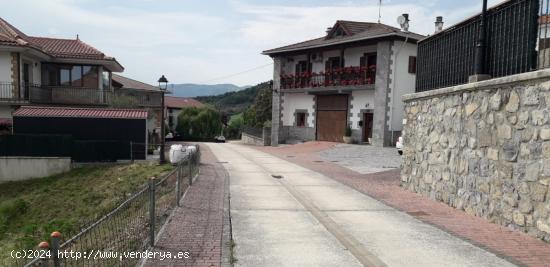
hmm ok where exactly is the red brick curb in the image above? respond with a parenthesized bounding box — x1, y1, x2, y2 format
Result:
(143, 145, 228, 267)
(252, 142, 550, 267)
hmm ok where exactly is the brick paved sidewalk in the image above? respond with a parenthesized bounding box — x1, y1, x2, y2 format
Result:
(252, 141, 550, 267)
(143, 145, 229, 267)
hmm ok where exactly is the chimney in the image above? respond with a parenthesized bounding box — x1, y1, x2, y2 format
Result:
(435, 16, 444, 33)
(326, 27, 333, 35)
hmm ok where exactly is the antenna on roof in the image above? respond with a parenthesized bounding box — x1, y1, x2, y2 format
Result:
(378, 0, 382, 23)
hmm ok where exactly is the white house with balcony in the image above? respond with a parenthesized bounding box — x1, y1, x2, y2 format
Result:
(0, 17, 124, 130)
(263, 20, 425, 146)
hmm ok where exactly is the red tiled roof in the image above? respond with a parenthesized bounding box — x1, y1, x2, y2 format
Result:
(13, 106, 147, 119)
(0, 118, 12, 125)
(27, 36, 106, 60)
(540, 15, 550, 25)
(0, 17, 123, 70)
(112, 74, 160, 91)
(165, 96, 204, 109)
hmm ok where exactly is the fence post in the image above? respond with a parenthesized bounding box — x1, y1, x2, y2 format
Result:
(148, 177, 156, 247)
(188, 153, 193, 186)
(37, 241, 49, 266)
(176, 163, 181, 207)
(51, 231, 61, 267)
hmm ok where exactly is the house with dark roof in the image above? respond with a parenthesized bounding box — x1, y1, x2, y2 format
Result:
(164, 96, 204, 132)
(263, 20, 425, 146)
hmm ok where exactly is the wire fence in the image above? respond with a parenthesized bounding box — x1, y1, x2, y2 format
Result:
(4, 145, 201, 267)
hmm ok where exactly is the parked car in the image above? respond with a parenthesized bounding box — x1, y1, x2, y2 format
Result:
(396, 136, 403, 155)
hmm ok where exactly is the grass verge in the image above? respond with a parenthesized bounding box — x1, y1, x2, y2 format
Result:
(0, 162, 173, 263)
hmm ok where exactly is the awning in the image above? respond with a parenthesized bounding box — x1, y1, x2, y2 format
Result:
(13, 106, 148, 120)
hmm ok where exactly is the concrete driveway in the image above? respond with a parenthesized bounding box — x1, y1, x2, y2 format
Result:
(318, 144, 402, 174)
(206, 143, 514, 267)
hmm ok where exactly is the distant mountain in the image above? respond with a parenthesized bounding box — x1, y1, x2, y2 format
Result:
(168, 83, 243, 97)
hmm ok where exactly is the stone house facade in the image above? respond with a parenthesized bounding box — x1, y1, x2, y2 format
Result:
(263, 20, 424, 146)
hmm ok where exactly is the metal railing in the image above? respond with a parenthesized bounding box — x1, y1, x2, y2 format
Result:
(0, 82, 27, 102)
(4, 146, 201, 267)
(0, 82, 162, 107)
(280, 66, 376, 90)
(416, 0, 542, 92)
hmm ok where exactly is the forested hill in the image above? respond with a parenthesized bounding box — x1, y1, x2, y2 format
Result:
(195, 82, 271, 115)
(170, 83, 245, 97)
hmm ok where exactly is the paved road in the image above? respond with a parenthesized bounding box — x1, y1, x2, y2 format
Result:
(206, 143, 514, 267)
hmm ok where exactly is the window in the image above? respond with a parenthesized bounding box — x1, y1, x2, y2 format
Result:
(71, 65, 82, 85)
(82, 66, 98, 88)
(296, 112, 306, 127)
(42, 64, 99, 87)
(408, 56, 417, 74)
(360, 53, 377, 68)
(168, 116, 174, 127)
(295, 60, 309, 74)
(60, 66, 71, 86)
(325, 57, 342, 72)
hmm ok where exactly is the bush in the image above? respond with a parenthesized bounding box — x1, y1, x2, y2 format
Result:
(176, 107, 222, 140)
(0, 199, 28, 237)
(224, 115, 244, 140)
(344, 125, 352, 137)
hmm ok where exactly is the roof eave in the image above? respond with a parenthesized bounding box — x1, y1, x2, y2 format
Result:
(50, 57, 124, 72)
(263, 32, 423, 56)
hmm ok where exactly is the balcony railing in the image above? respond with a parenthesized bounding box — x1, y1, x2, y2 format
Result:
(0, 82, 161, 107)
(0, 82, 27, 102)
(280, 66, 376, 90)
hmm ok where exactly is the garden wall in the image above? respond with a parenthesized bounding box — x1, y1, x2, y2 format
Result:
(0, 157, 71, 182)
(401, 69, 550, 241)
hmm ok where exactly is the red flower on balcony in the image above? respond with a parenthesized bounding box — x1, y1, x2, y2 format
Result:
(366, 77, 373, 84)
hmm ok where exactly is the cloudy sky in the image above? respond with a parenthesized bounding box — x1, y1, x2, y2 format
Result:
(1, 0, 506, 86)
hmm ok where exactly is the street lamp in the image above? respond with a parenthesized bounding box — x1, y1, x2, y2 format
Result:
(158, 75, 168, 164)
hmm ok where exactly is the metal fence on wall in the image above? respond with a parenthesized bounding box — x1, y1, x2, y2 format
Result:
(416, 0, 544, 92)
(1, 146, 201, 267)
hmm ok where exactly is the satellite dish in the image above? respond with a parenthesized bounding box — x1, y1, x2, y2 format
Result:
(397, 15, 406, 26)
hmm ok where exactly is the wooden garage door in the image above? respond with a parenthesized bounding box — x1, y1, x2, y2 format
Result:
(316, 95, 348, 142)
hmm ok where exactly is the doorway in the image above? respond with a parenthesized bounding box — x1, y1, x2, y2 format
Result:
(363, 113, 373, 143)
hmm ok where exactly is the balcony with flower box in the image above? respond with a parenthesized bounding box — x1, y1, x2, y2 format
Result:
(279, 65, 376, 93)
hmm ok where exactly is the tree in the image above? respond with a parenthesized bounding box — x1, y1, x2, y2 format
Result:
(176, 107, 222, 140)
(243, 83, 272, 128)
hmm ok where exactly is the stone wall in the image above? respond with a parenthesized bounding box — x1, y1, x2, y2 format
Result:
(241, 132, 264, 146)
(401, 70, 550, 242)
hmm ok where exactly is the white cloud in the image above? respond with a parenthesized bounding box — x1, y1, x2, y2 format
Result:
(0, 0, 508, 86)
